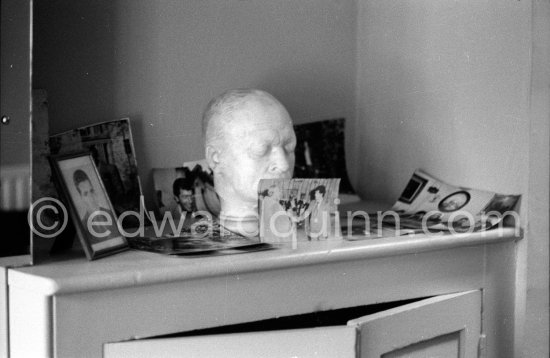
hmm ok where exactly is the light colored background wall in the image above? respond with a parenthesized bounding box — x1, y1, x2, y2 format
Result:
(354, 1, 548, 356)
(355, 0, 532, 200)
(33, 0, 358, 206)
(525, 0, 550, 354)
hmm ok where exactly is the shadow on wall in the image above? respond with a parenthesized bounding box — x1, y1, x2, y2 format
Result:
(33, 0, 117, 133)
(34, 0, 156, 210)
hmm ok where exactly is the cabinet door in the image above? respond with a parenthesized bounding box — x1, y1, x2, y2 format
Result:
(104, 325, 357, 358)
(105, 290, 481, 358)
(347, 290, 481, 358)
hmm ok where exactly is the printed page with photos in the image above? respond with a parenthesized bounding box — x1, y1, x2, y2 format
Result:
(258, 178, 341, 243)
(127, 221, 270, 256)
(343, 169, 521, 240)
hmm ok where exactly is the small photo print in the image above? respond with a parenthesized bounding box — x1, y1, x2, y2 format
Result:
(293, 118, 355, 195)
(50, 153, 128, 260)
(482, 194, 521, 214)
(153, 160, 221, 222)
(258, 178, 341, 242)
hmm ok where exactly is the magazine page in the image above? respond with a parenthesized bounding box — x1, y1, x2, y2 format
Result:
(127, 220, 268, 255)
(391, 170, 520, 232)
(343, 169, 521, 240)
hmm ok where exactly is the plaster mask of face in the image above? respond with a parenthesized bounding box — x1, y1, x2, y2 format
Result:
(209, 97, 296, 219)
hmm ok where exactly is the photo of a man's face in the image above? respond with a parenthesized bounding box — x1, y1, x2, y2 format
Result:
(70, 168, 110, 221)
(153, 160, 221, 219)
(74, 170, 100, 215)
(172, 177, 196, 213)
(176, 188, 194, 212)
(54, 153, 128, 259)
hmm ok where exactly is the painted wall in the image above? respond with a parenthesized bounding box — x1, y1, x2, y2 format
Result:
(33, 0, 358, 205)
(525, 1, 550, 355)
(355, 0, 532, 201)
(355, 1, 548, 356)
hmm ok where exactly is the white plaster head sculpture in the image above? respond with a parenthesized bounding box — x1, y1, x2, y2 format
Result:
(203, 89, 296, 234)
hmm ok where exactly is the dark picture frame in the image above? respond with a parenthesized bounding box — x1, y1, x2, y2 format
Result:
(49, 152, 129, 260)
(293, 118, 356, 195)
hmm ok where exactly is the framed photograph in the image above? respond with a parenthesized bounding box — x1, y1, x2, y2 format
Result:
(49, 152, 129, 260)
(49, 118, 142, 226)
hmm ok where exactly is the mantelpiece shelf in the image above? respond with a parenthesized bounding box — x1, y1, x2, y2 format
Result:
(9, 227, 519, 295)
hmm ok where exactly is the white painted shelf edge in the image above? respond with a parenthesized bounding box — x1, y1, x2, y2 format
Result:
(8, 227, 520, 296)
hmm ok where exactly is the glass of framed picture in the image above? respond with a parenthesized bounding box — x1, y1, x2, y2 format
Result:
(49, 152, 128, 260)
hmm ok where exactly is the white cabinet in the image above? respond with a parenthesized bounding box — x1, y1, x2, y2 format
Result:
(104, 291, 481, 358)
(7, 228, 521, 358)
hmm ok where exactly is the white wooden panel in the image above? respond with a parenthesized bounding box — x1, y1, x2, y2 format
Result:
(383, 331, 460, 358)
(348, 290, 481, 358)
(0, 268, 7, 358)
(52, 247, 485, 357)
(104, 325, 356, 358)
(9, 286, 52, 357)
(8, 228, 515, 296)
(483, 240, 520, 358)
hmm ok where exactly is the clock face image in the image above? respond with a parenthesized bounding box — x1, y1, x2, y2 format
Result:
(438, 191, 471, 212)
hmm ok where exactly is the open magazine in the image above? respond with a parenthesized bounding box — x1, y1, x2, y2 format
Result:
(126, 220, 270, 256)
(343, 170, 521, 239)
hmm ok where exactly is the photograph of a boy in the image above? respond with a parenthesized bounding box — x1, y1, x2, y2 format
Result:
(73, 169, 119, 244)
